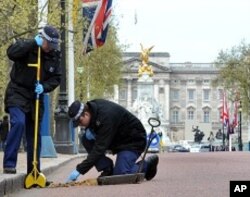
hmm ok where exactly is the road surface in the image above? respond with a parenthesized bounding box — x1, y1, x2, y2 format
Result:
(10, 152, 250, 197)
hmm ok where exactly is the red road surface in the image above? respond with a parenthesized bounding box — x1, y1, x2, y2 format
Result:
(11, 152, 250, 197)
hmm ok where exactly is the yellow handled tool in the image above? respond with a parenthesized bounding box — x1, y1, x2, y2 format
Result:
(24, 47, 47, 189)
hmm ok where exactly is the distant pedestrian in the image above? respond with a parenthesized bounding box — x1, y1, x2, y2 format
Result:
(0, 116, 9, 151)
(0, 119, 3, 151)
(215, 129, 223, 140)
(207, 131, 215, 151)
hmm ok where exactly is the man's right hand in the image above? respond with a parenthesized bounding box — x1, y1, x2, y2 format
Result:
(66, 170, 80, 183)
(34, 35, 43, 46)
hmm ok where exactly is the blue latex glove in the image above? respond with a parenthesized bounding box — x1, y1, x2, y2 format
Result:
(66, 170, 80, 183)
(34, 34, 43, 46)
(35, 83, 44, 95)
(85, 128, 96, 140)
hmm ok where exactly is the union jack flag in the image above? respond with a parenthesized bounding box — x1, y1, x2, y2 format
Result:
(221, 91, 229, 126)
(82, 0, 112, 53)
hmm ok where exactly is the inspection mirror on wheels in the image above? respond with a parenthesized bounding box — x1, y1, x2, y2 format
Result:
(148, 117, 161, 128)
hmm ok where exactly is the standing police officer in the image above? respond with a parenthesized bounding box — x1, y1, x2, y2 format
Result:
(3, 25, 61, 181)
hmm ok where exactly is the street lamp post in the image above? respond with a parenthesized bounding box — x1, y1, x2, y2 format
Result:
(77, 66, 84, 100)
(53, 0, 75, 154)
(222, 127, 225, 148)
(238, 101, 243, 151)
(76, 66, 86, 153)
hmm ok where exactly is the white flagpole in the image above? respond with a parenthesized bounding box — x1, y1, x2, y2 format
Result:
(68, 0, 75, 106)
(38, 0, 48, 29)
(229, 134, 232, 151)
(38, 0, 57, 158)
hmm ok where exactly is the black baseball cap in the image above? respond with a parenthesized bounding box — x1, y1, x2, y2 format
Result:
(68, 100, 85, 127)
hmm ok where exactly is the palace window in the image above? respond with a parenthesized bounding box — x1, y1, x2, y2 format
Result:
(188, 89, 195, 101)
(171, 89, 179, 101)
(218, 89, 223, 100)
(172, 110, 179, 123)
(203, 110, 210, 123)
(132, 87, 137, 101)
(119, 88, 127, 100)
(203, 89, 210, 101)
(187, 110, 194, 120)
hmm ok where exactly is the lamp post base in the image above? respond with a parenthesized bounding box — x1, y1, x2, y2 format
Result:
(54, 92, 76, 154)
(41, 136, 57, 157)
(54, 143, 75, 154)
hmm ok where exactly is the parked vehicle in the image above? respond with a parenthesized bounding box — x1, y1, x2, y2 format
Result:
(190, 144, 201, 153)
(168, 145, 190, 152)
(200, 144, 210, 152)
(190, 144, 210, 153)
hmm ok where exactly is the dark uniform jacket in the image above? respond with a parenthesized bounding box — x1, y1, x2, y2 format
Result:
(4, 39, 61, 115)
(76, 99, 147, 175)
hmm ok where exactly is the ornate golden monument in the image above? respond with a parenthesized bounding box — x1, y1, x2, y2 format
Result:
(138, 44, 154, 77)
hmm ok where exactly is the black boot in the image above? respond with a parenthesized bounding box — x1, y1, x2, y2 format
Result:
(3, 168, 16, 174)
(99, 167, 113, 177)
(145, 155, 159, 181)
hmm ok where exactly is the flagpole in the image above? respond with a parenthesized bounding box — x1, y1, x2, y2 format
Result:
(238, 101, 243, 151)
(222, 123, 225, 149)
(229, 132, 232, 151)
(38, 0, 57, 158)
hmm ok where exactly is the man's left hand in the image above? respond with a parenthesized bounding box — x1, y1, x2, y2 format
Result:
(35, 83, 44, 95)
(34, 35, 43, 46)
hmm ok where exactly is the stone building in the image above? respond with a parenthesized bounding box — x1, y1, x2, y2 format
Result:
(114, 52, 235, 143)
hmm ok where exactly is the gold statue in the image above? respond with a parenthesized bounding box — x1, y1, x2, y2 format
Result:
(138, 44, 154, 77)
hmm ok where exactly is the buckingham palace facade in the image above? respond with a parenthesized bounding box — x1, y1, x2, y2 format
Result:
(113, 52, 229, 142)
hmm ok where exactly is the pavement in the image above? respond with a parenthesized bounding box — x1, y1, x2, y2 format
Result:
(0, 150, 86, 196)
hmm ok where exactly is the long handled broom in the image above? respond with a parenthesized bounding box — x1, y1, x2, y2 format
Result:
(24, 47, 47, 188)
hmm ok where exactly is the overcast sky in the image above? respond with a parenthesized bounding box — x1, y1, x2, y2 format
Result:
(112, 0, 250, 63)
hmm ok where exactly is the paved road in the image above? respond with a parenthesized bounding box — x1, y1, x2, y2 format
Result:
(10, 152, 250, 197)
